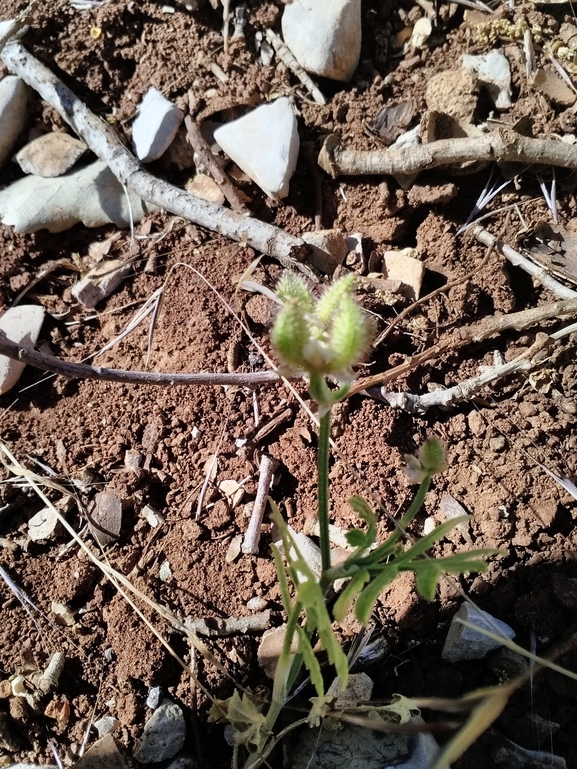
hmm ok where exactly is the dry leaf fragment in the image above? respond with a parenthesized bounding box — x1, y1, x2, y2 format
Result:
(0, 160, 152, 233)
(71, 259, 132, 309)
(532, 68, 576, 106)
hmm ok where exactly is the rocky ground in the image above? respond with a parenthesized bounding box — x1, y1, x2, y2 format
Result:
(0, 0, 577, 767)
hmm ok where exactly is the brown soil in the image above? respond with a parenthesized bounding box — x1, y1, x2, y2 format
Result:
(0, 1, 577, 767)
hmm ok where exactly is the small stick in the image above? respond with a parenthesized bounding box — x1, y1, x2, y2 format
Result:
(0, 329, 281, 388)
(184, 610, 271, 637)
(349, 295, 577, 396)
(471, 224, 577, 300)
(318, 130, 577, 187)
(370, 333, 554, 414)
(184, 115, 249, 215)
(303, 142, 324, 230)
(1, 40, 314, 276)
(242, 454, 278, 554)
(264, 29, 327, 106)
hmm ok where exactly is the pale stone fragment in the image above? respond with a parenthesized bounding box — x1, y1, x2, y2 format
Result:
(132, 87, 184, 163)
(71, 259, 132, 309)
(133, 700, 186, 763)
(382, 248, 424, 300)
(442, 603, 515, 662)
(0, 304, 45, 394)
(28, 507, 60, 541)
(214, 98, 299, 199)
(302, 229, 348, 275)
(281, 0, 361, 82)
(425, 68, 478, 122)
(185, 173, 225, 205)
(0, 75, 30, 168)
(462, 49, 513, 110)
(15, 133, 88, 177)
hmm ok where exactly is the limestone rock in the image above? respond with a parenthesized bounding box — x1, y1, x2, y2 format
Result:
(75, 733, 130, 769)
(133, 700, 186, 763)
(281, 0, 361, 82)
(0, 75, 30, 168)
(15, 133, 88, 177)
(132, 87, 184, 163)
(442, 603, 515, 662)
(302, 229, 348, 274)
(89, 489, 123, 546)
(462, 49, 512, 110)
(0, 304, 45, 394)
(185, 173, 225, 205)
(382, 248, 424, 300)
(214, 98, 299, 199)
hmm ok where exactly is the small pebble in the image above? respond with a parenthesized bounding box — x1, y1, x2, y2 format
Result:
(247, 596, 268, 611)
(489, 435, 506, 452)
(94, 715, 120, 737)
(146, 686, 163, 709)
(133, 699, 186, 763)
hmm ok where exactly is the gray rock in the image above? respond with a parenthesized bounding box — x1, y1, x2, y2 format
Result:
(94, 716, 121, 738)
(89, 489, 123, 545)
(281, 0, 361, 82)
(493, 739, 566, 769)
(132, 87, 184, 163)
(462, 49, 512, 110)
(442, 603, 515, 662)
(166, 756, 199, 769)
(385, 720, 441, 769)
(146, 685, 163, 709)
(0, 76, 30, 168)
(133, 699, 186, 763)
(214, 98, 299, 199)
(0, 304, 45, 395)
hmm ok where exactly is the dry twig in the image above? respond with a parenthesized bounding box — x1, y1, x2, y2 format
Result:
(264, 29, 327, 106)
(1, 40, 314, 276)
(184, 115, 249, 215)
(242, 454, 279, 555)
(0, 329, 280, 388)
(471, 224, 577, 300)
(318, 130, 577, 187)
(184, 610, 271, 637)
(349, 296, 577, 396)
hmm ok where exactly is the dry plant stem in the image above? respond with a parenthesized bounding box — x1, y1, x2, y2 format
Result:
(349, 296, 577, 395)
(184, 610, 271, 637)
(1, 41, 314, 276)
(318, 130, 577, 181)
(183, 115, 249, 215)
(264, 29, 327, 106)
(372, 333, 554, 413)
(0, 330, 280, 388)
(242, 454, 278, 554)
(471, 224, 577, 300)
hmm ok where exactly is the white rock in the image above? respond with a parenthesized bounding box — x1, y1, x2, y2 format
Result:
(0, 76, 30, 168)
(0, 304, 45, 394)
(214, 98, 299, 199)
(281, 0, 361, 82)
(302, 229, 348, 275)
(94, 715, 121, 737)
(462, 49, 512, 110)
(133, 700, 186, 763)
(382, 248, 424, 300)
(71, 259, 132, 309)
(28, 507, 60, 541)
(442, 602, 515, 662)
(15, 133, 88, 177)
(132, 87, 184, 163)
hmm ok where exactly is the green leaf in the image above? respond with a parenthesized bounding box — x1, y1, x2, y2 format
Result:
(346, 529, 369, 548)
(296, 625, 324, 698)
(355, 565, 399, 626)
(333, 568, 370, 622)
(271, 543, 292, 615)
(347, 495, 377, 548)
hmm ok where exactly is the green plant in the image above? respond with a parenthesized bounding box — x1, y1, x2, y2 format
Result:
(214, 274, 494, 768)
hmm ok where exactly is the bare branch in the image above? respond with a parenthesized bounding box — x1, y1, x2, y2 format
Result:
(0, 330, 281, 388)
(1, 40, 315, 278)
(471, 224, 577, 300)
(318, 130, 577, 186)
(242, 454, 279, 555)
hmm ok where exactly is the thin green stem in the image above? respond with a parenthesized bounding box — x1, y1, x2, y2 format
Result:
(318, 410, 332, 577)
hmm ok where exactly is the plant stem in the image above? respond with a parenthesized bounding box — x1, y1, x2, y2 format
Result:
(318, 410, 332, 576)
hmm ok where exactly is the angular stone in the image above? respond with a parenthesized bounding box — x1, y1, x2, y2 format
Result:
(382, 248, 424, 300)
(281, 0, 361, 82)
(442, 603, 515, 662)
(0, 75, 30, 168)
(327, 672, 373, 706)
(71, 259, 132, 309)
(132, 87, 184, 163)
(75, 733, 130, 769)
(302, 229, 348, 275)
(425, 68, 478, 123)
(185, 173, 225, 205)
(89, 489, 123, 546)
(15, 133, 88, 177)
(462, 49, 512, 110)
(0, 304, 45, 394)
(133, 700, 186, 763)
(28, 507, 60, 541)
(214, 98, 299, 199)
